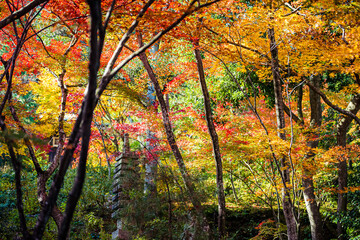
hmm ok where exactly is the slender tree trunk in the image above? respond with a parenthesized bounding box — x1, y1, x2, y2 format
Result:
(303, 75, 324, 240)
(297, 85, 304, 122)
(336, 93, 360, 239)
(36, 174, 64, 229)
(194, 42, 226, 239)
(144, 75, 158, 195)
(143, 41, 159, 196)
(0, 20, 34, 239)
(138, 35, 210, 237)
(268, 27, 298, 240)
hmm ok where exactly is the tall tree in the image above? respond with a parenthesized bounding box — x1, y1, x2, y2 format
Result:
(138, 33, 210, 237)
(336, 90, 360, 239)
(268, 26, 299, 240)
(194, 38, 226, 238)
(0, 0, 220, 238)
(303, 75, 324, 240)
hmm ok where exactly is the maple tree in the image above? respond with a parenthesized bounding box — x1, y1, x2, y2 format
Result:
(1, 0, 220, 239)
(191, 0, 360, 239)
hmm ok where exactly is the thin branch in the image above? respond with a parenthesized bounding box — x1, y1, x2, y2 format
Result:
(0, 0, 48, 29)
(283, 2, 306, 17)
(26, 16, 88, 41)
(306, 81, 360, 125)
(98, 0, 221, 97)
(102, 0, 156, 77)
(203, 24, 271, 62)
(282, 102, 304, 125)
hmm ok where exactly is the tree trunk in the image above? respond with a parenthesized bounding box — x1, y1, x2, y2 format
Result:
(297, 85, 304, 122)
(194, 42, 226, 239)
(138, 35, 210, 237)
(144, 43, 159, 196)
(336, 93, 360, 239)
(303, 75, 324, 240)
(268, 27, 298, 240)
(37, 174, 64, 230)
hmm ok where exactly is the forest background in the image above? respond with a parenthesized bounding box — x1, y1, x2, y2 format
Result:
(1, 0, 360, 239)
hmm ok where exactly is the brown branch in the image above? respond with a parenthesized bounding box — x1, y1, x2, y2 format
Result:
(282, 102, 304, 125)
(67, 83, 86, 88)
(97, 0, 221, 99)
(306, 81, 360, 125)
(101, 0, 157, 78)
(46, 71, 68, 177)
(0, 0, 48, 30)
(26, 16, 88, 41)
(354, 73, 360, 86)
(30, 25, 56, 60)
(297, 85, 304, 121)
(203, 25, 271, 62)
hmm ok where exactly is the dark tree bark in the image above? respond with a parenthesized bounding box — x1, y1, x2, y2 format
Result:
(0, 0, 48, 30)
(303, 75, 324, 240)
(297, 85, 304, 122)
(33, 0, 105, 236)
(138, 34, 210, 237)
(306, 81, 360, 125)
(56, 0, 101, 238)
(282, 102, 304, 125)
(194, 41, 226, 239)
(268, 27, 299, 240)
(336, 93, 360, 240)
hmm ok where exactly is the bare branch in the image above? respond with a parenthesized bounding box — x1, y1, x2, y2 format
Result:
(203, 25, 271, 62)
(102, 0, 156, 77)
(98, 0, 221, 99)
(306, 81, 360, 125)
(282, 102, 304, 125)
(0, 0, 48, 30)
(283, 2, 306, 17)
